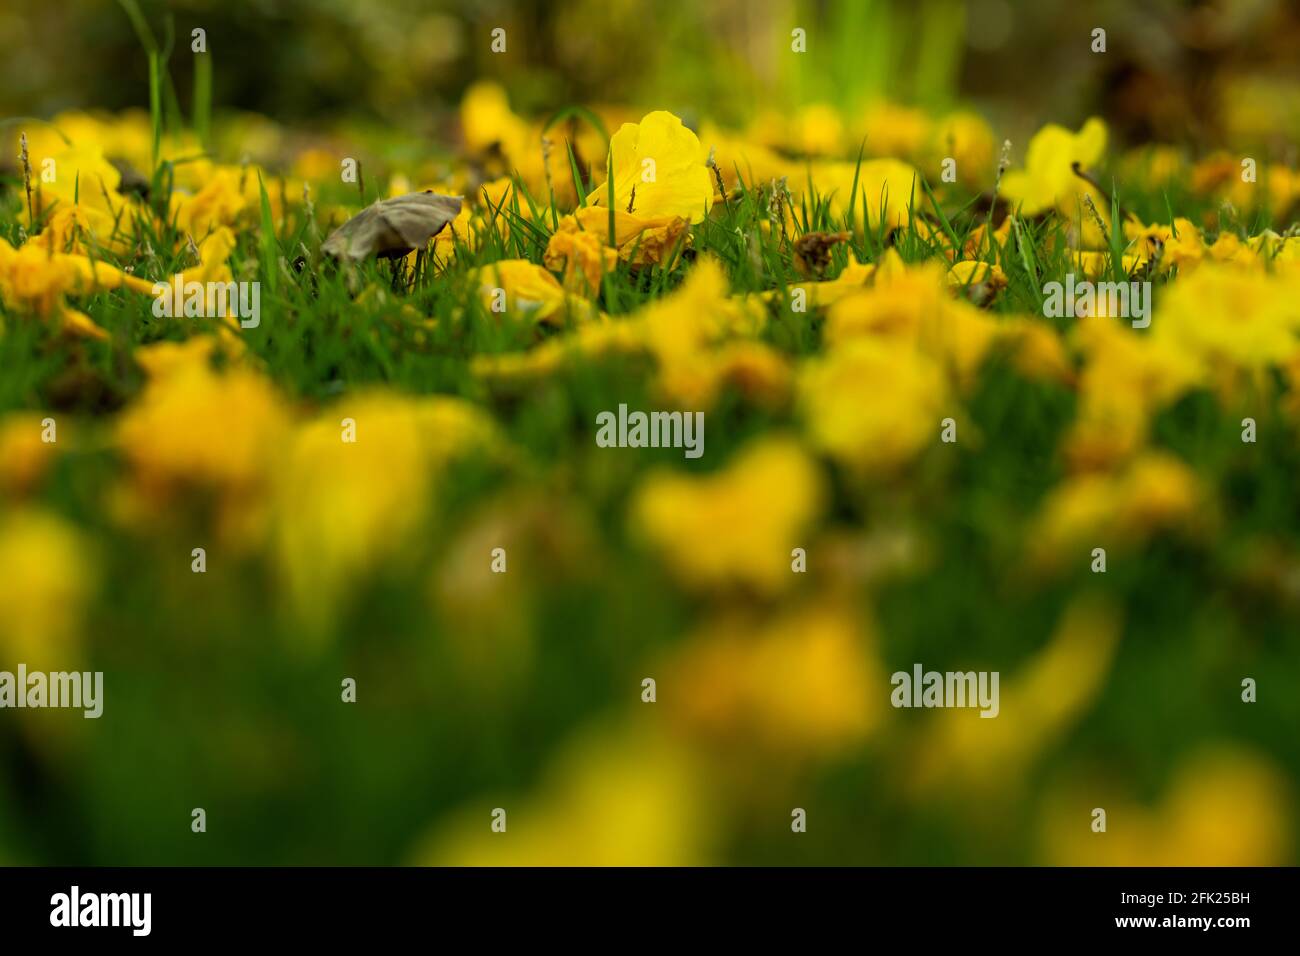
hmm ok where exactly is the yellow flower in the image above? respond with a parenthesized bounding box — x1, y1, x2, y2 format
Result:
(0, 414, 60, 496)
(1001, 118, 1110, 246)
(459, 81, 531, 156)
(115, 356, 289, 504)
(668, 602, 884, 756)
(1151, 265, 1300, 379)
(273, 392, 498, 637)
(630, 437, 823, 593)
(1040, 747, 1293, 865)
(791, 103, 845, 156)
(0, 509, 97, 669)
(799, 337, 948, 474)
(811, 157, 921, 231)
(28, 203, 134, 257)
(571, 206, 690, 267)
(860, 101, 932, 161)
(543, 217, 617, 294)
(906, 597, 1121, 795)
(416, 722, 710, 866)
(1066, 314, 1202, 467)
(592, 111, 713, 222)
(825, 254, 999, 387)
(30, 143, 126, 222)
(471, 258, 568, 324)
(946, 259, 1008, 303)
(1030, 452, 1204, 570)
(0, 236, 156, 339)
(930, 111, 996, 184)
(171, 167, 247, 240)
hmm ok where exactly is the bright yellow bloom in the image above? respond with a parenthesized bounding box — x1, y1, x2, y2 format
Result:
(471, 258, 568, 324)
(592, 111, 713, 222)
(860, 101, 932, 161)
(825, 254, 999, 387)
(115, 356, 290, 504)
(570, 206, 690, 267)
(543, 216, 618, 294)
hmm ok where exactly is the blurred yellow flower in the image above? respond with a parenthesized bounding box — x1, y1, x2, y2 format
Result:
(1040, 747, 1293, 865)
(416, 722, 710, 866)
(799, 337, 948, 474)
(0, 413, 60, 496)
(1001, 118, 1108, 217)
(906, 597, 1122, 795)
(0, 509, 97, 668)
(668, 602, 884, 757)
(630, 437, 823, 593)
(273, 392, 498, 636)
(1030, 452, 1205, 570)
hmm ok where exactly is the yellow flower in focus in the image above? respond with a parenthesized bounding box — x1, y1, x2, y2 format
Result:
(0, 509, 97, 668)
(417, 722, 710, 865)
(471, 258, 568, 324)
(799, 337, 948, 474)
(592, 111, 713, 222)
(630, 437, 823, 593)
(946, 259, 1008, 304)
(543, 217, 617, 295)
(572, 205, 689, 267)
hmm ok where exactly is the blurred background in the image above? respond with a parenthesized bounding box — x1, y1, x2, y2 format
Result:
(2, 0, 1299, 151)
